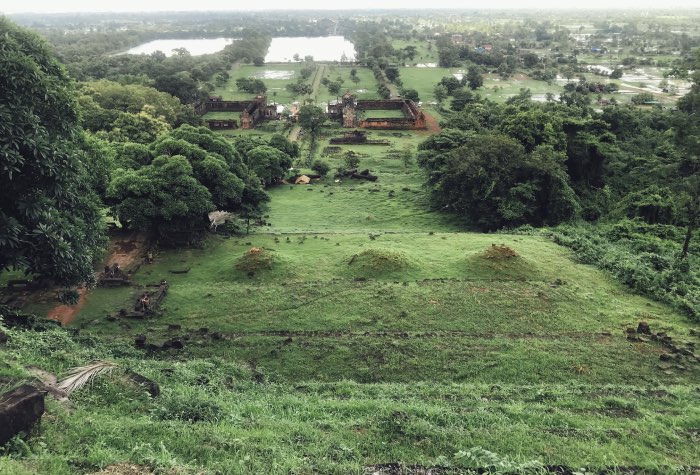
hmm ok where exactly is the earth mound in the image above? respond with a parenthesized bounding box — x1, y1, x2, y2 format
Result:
(348, 248, 410, 274)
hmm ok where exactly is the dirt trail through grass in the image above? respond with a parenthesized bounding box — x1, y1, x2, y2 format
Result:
(46, 233, 147, 325)
(287, 64, 324, 142)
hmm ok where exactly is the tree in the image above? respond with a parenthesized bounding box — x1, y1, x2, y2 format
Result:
(433, 84, 449, 105)
(466, 67, 484, 90)
(286, 82, 313, 96)
(402, 45, 418, 62)
(236, 77, 267, 94)
(439, 76, 462, 95)
(268, 134, 300, 159)
(385, 67, 400, 82)
(245, 146, 293, 186)
(297, 105, 327, 137)
(418, 132, 578, 229)
(522, 53, 540, 69)
(0, 18, 105, 286)
(674, 109, 700, 259)
(327, 81, 342, 95)
(402, 89, 420, 102)
(343, 151, 361, 170)
(451, 89, 474, 111)
(108, 156, 214, 236)
(609, 68, 624, 79)
(77, 79, 191, 129)
(104, 110, 171, 144)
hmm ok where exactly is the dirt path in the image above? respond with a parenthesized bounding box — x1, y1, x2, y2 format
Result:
(46, 233, 147, 326)
(422, 111, 442, 134)
(288, 64, 325, 144)
(310, 63, 326, 103)
(288, 125, 302, 142)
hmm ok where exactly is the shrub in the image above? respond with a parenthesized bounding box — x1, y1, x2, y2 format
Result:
(311, 160, 331, 176)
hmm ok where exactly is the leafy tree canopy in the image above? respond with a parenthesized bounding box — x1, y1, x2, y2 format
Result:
(0, 18, 105, 285)
(418, 131, 579, 230)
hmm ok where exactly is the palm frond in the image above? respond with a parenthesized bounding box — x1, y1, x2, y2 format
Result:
(57, 361, 120, 395)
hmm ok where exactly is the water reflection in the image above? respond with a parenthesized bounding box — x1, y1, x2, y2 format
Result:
(125, 38, 235, 56)
(265, 36, 356, 62)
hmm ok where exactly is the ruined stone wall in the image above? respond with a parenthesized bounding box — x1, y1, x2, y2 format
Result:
(358, 118, 419, 130)
(356, 99, 405, 111)
(205, 119, 238, 129)
(204, 101, 251, 113)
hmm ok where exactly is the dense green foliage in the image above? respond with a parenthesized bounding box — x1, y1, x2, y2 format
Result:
(77, 79, 199, 138)
(108, 126, 269, 236)
(550, 220, 700, 319)
(0, 18, 105, 285)
(419, 132, 578, 229)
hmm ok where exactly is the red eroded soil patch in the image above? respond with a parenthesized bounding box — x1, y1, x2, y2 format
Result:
(47, 287, 88, 326)
(421, 112, 441, 135)
(45, 233, 147, 326)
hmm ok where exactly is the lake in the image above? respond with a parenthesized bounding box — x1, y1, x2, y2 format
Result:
(265, 36, 356, 62)
(125, 38, 235, 56)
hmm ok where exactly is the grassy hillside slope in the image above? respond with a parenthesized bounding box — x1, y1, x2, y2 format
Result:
(2, 131, 699, 474)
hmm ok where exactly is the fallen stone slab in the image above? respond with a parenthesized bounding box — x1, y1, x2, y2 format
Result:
(125, 370, 160, 398)
(0, 384, 45, 445)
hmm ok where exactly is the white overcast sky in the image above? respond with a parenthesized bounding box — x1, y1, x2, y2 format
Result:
(2, 0, 700, 14)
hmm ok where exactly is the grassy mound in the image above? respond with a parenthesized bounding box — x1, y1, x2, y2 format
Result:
(347, 248, 410, 275)
(468, 244, 537, 280)
(235, 247, 278, 275)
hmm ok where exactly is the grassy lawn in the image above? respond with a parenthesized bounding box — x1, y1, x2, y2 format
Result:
(212, 63, 308, 105)
(201, 111, 242, 121)
(315, 64, 378, 104)
(361, 109, 406, 119)
(399, 66, 458, 104)
(392, 39, 440, 65)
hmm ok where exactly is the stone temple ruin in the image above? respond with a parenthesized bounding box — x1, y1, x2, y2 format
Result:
(196, 95, 279, 130)
(327, 92, 427, 130)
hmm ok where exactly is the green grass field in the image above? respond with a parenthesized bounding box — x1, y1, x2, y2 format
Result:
(315, 64, 378, 104)
(392, 39, 440, 65)
(361, 109, 406, 119)
(2, 111, 700, 474)
(212, 63, 307, 105)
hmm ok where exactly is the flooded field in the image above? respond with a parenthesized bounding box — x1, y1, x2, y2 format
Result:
(265, 36, 356, 62)
(124, 38, 235, 56)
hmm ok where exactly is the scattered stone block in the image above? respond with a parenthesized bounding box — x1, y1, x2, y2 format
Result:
(134, 335, 147, 349)
(162, 338, 184, 350)
(126, 370, 160, 398)
(0, 385, 45, 446)
(637, 321, 651, 334)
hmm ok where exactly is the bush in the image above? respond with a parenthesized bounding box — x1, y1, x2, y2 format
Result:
(311, 160, 331, 176)
(343, 151, 361, 170)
